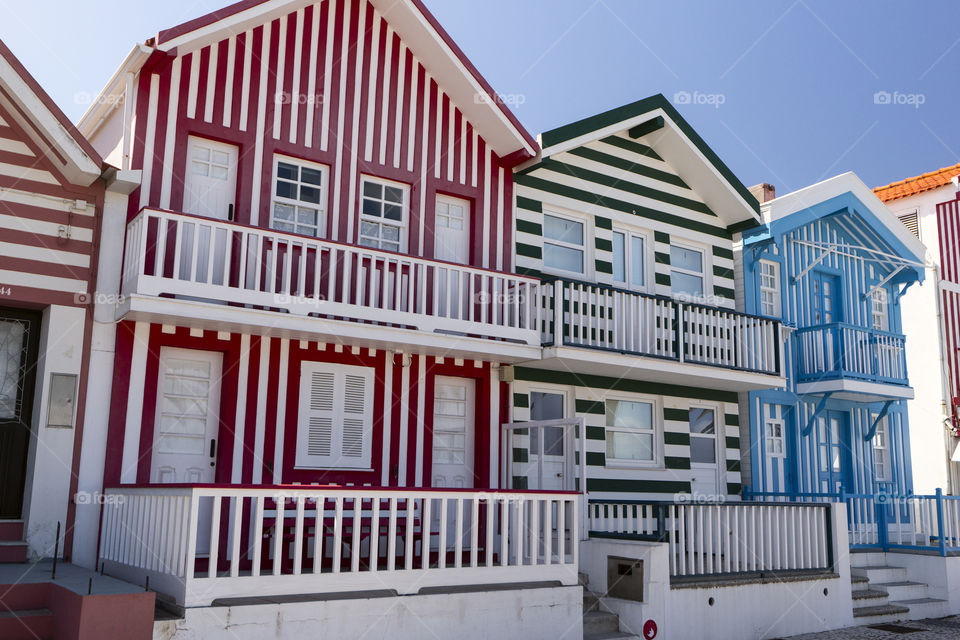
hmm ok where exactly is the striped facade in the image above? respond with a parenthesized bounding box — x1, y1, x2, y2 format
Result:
(742, 179, 924, 497)
(936, 196, 960, 409)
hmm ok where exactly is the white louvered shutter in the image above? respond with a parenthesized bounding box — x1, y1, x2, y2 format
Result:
(296, 362, 374, 469)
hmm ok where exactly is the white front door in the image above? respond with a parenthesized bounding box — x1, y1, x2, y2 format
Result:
(151, 348, 222, 483)
(183, 136, 238, 221)
(689, 407, 721, 499)
(431, 376, 475, 489)
(528, 391, 568, 491)
(434, 196, 470, 263)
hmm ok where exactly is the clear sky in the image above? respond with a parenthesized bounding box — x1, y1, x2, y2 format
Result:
(2, 0, 959, 193)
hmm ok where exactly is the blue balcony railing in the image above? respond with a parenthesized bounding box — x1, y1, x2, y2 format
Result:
(795, 322, 908, 386)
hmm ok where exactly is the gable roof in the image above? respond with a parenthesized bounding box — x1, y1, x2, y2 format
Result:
(873, 162, 960, 203)
(83, 0, 537, 161)
(750, 172, 927, 284)
(0, 39, 102, 186)
(534, 94, 761, 231)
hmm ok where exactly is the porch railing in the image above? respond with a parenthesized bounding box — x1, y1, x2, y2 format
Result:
(743, 489, 960, 556)
(587, 500, 834, 578)
(795, 322, 908, 385)
(99, 485, 578, 607)
(543, 278, 782, 376)
(122, 209, 541, 345)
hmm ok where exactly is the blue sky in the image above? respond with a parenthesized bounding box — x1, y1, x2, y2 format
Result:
(3, 0, 959, 193)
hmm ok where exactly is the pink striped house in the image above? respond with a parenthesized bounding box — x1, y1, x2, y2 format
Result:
(73, 0, 583, 635)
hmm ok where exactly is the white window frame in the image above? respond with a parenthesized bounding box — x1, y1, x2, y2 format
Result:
(758, 259, 782, 317)
(603, 392, 662, 469)
(872, 415, 891, 482)
(764, 418, 786, 459)
(871, 288, 890, 332)
(688, 402, 722, 468)
(669, 240, 710, 301)
(271, 154, 329, 237)
(541, 208, 591, 278)
(295, 361, 375, 471)
(611, 225, 653, 292)
(359, 175, 410, 252)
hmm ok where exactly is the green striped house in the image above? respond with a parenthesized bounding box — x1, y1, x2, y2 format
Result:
(507, 95, 785, 501)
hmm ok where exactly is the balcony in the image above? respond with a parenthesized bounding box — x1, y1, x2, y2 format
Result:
(98, 485, 579, 607)
(795, 323, 912, 400)
(526, 278, 785, 391)
(119, 209, 542, 361)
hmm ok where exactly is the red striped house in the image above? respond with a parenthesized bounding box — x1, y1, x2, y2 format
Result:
(0, 38, 106, 562)
(73, 1, 585, 623)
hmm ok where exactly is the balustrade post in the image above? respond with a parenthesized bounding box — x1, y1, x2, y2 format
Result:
(936, 488, 947, 557)
(675, 303, 684, 362)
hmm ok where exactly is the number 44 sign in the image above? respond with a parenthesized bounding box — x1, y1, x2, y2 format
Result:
(643, 619, 657, 639)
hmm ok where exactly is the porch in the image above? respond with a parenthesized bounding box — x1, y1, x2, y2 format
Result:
(531, 278, 786, 391)
(97, 484, 579, 608)
(117, 208, 542, 362)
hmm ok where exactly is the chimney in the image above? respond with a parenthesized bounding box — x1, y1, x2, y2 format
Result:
(748, 183, 776, 204)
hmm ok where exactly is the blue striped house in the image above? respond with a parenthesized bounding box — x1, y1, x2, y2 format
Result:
(741, 173, 927, 498)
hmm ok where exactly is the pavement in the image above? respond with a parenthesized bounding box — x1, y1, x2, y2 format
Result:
(784, 616, 960, 639)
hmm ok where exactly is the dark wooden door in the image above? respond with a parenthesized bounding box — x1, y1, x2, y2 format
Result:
(0, 308, 41, 518)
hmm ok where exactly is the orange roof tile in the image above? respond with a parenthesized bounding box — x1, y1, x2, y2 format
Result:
(874, 162, 960, 202)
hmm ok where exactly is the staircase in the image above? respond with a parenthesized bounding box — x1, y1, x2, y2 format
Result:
(0, 520, 27, 564)
(580, 573, 641, 640)
(850, 552, 949, 625)
(0, 583, 54, 640)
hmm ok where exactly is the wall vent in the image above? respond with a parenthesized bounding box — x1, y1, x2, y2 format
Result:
(898, 211, 920, 239)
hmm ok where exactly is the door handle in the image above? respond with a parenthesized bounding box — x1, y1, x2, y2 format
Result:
(227, 204, 234, 222)
(210, 438, 217, 458)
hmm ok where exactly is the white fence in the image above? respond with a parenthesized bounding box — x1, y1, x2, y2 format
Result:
(122, 209, 541, 344)
(588, 501, 834, 578)
(99, 485, 579, 607)
(545, 279, 781, 375)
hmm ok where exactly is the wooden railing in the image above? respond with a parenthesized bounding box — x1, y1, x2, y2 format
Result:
(795, 322, 908, 385)
(99, 485, 579, 607)
(543, 279, 782, 376)
(587, 500, 834, 578)
(122, 209, 541, 345)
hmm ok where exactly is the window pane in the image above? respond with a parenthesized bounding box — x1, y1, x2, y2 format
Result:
(297, 207, 318, 225)
(382, 225, 400, 241)
(606, 399, 652, 430)
(544, 243, 584, 273)
(384, 204, 403, 221)
(607, 431, 653, 462)
(612, 232, 625, 283)
(301, 167, 323, 185)
(631, 236, 645, 285)
(690, 436, 716, 463)
(384, 185, 404, 203)
(276, 181, 297, 199)
(671, 245, 702, 272)
(273, 203, 295, 221)
(277, 162, 298, 181)
(362, 198, 381, 217)
(689, 408, 715, 434)
(530, 392, 564, 421)
(360, 221, 380, 238)
(299, 185, 321, 204)
(363, 181, 381, 198)
(543, 214, 583, 245)
(671, 271, 703, 297)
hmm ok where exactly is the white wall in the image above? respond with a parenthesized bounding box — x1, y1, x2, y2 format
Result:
(22, 304, 85, 559)
(888, 185, 958, 494)
(153, 586, 582, 640)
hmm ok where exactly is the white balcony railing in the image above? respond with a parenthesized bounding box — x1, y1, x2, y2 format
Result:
(122, 209, 541, 345)
(544, 279, 782, 376)
(99, 485, 579, 607)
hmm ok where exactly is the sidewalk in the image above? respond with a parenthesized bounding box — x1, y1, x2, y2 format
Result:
(784, 617, 960, 639)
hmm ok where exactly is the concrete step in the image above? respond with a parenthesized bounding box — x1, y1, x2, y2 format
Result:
(850, 565, 908, 584)
(850, 574, 868, 585)
(0, 541, 27, 564)
(851, 588, 888, 603)
(584, 593, 601, 612)
(0, 583, 49, 611)
(584, 633, 640, 640)
(894, 597, 952, 620)
(0, 521, 24, 542)
(849, 551, 889, 568)
(0, 608, 54, 640)
(874, 581, 928, 601)
(852, 602, 910, 625)
(583, 610, 620, 635)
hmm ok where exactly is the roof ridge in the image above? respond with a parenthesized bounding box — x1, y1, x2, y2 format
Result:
(873, 161, 960, 202)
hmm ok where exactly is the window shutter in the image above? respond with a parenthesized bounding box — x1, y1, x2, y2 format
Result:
(296, 363, 374, 469)
(898, 211, 920, 239)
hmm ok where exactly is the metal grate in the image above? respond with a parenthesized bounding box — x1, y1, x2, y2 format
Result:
(867, 623, 923, 634)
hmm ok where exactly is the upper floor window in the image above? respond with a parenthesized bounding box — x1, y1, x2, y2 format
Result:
(759, 260, 781, 317)
(670, 244, 705, 298)
(612, 228, 649, 291)
(765, 418, 785, 458)
(871, 288, 889, 332)
(543, 212, 586, 275)
(605, 397, 657, 466)
(872, 415, 891, 482)
(272, 155, 328, 237)
(360, 177, 408, 252)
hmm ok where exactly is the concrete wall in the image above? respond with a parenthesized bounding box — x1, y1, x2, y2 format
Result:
(22, 304, 86, 560)
(886, 551, 960, 612)
(153, 586, 582, 640)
